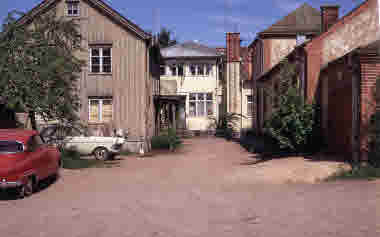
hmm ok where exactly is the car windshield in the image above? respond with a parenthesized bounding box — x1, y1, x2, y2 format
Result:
(0, 141, 24, 153)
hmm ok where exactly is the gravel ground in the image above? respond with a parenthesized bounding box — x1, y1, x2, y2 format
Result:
(0, 137, 379, 237)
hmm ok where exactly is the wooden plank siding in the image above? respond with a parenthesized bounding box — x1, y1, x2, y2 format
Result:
(52, 0, 155, 140)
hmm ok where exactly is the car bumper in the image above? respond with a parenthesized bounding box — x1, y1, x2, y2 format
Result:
(0, 181, 22, 189)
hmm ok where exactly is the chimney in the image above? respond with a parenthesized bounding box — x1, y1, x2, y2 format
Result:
(226, 33, 241, 63)
(320, 5, 340, 32)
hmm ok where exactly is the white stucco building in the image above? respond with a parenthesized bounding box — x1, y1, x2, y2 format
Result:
(160, 42, 223, 131)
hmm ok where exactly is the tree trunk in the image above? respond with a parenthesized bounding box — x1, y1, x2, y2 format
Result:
(29, 111, 37, 130)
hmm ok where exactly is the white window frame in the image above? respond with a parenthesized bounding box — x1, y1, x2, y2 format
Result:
(67, 1, 80, 17)
(89, 47, 112, 73)
(189, 93, 213, 117)
(88, 98, 113, 123)
(247, 95, 253, 117)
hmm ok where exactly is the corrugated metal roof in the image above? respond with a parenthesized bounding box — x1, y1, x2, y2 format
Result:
(161, 41, 221, 58)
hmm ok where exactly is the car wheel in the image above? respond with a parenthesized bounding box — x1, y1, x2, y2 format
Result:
(93, 147, 109, 161)
(19, 177, 34, 199)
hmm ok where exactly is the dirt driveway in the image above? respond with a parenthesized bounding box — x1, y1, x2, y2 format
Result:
(1, 137, 379, 237)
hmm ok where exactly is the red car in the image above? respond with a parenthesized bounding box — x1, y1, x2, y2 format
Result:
(0, 129, 61, 198)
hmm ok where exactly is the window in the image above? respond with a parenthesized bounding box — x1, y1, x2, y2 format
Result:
(0, 141, 24, 153)
(67, 1, 80, 16)
(205, 64, 213, 75)
(189, 93, 213, 117)
(90, 47, 112, 73)
(197, 64, 204, 75)
(190, 64, 196, 76)
(178, 64, 184, 76)
(247, 95, 253, 117)
(89, 98, 113, 123)
(170, 65, 177, 76)
(168, 64, 184, 76)
(160, 65, 166, 76)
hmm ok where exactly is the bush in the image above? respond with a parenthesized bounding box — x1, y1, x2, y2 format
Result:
(60, 149, 101, 169)
(368, 110, 380, 168)
(210, 112, 244, 141)
(326, 165, 380, 181)
(263, 87, 320, 153)
(151, 128, 182, 151)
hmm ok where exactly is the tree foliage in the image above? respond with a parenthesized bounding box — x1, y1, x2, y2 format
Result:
(157, 27, 177, 48)
(0, 10, 85, 129)
(263, 59, 319, 152)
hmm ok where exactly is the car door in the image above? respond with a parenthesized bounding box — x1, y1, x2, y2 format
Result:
(40, 134, 59, 176)
(27, 135, 50, 179)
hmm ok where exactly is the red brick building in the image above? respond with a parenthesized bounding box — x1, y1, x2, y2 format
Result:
(251, 0, 380, 161)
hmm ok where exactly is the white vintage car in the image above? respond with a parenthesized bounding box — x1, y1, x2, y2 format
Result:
(40, 125, 126, 160)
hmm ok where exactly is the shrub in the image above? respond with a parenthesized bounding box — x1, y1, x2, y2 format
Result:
(210, 112, 244, 140)
(326, 165, 380, 181)
(60, 149, 101, 169)
(368, 110, 380, 168)
(263, 87, 319, 153)
(151, 128, 182, 151)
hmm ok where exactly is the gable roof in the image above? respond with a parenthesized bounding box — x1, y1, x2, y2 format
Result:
(161, 41, 221, 58)
(17, 0, 151, 40)
(259, 3, 321, 36)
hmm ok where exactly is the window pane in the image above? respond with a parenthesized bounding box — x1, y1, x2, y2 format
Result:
(206, 93, 213, 101)
(89, 100, 100, 122)
(197, 101, 205, 116)
(103, 57, 111, 65)
(198, 93, 205, 100)
(73, 9, 79, 15)
(206, 102, 213, 115)
(103, 48, 111, 57)
(170, 65, 177, 76)
(189, 102, 196, 117)
(178, 64, 184, 76)
(0, 141, 23, 153)
(103, 65, 111, 73)
(197, 64, 204, 75)
(190, 65, 196, 76)
(247, 95, 253, 102)
(91, 57, 100, 65)
(206, 64, 212, 75)
(68, 9, 73, 15)
(189, 93, 196, 101)
(102, 100, 113, 122)
(91, 49, 100, 56)
(91, 65, 100, 73)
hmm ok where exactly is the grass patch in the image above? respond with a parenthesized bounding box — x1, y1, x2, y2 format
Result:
(61, 149, 120, 169)
(326, 165, 380, 181)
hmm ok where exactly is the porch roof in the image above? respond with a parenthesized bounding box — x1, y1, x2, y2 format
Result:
(155, 95, 186, 105)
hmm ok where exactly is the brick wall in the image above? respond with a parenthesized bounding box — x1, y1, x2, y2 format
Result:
(358, 58, 380, 157)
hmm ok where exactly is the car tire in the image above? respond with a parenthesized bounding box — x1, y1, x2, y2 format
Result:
(93, 147, 109, 161)
(19, 177, 34, 199)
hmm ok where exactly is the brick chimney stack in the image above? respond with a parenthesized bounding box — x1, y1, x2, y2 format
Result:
(226, 33, 241, 63)
(321, 5, 340, 32)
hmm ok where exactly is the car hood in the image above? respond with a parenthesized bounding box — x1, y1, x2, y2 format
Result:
(0, 153, 27, 176)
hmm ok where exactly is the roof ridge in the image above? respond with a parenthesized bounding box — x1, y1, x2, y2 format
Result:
(17, 0, 150, 40)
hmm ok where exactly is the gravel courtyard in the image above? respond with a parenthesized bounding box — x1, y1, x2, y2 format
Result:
(1, 137, 379, 237)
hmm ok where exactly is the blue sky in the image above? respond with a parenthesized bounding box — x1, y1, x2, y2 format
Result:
(0, 0, 365, 47)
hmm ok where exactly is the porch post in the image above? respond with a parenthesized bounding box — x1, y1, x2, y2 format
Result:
(172, 104, 176, 130)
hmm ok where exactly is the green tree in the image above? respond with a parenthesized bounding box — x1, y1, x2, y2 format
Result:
(0, 10, 85, 129)
(158, 27, 177, 48)
(263, 59, 319, 153)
